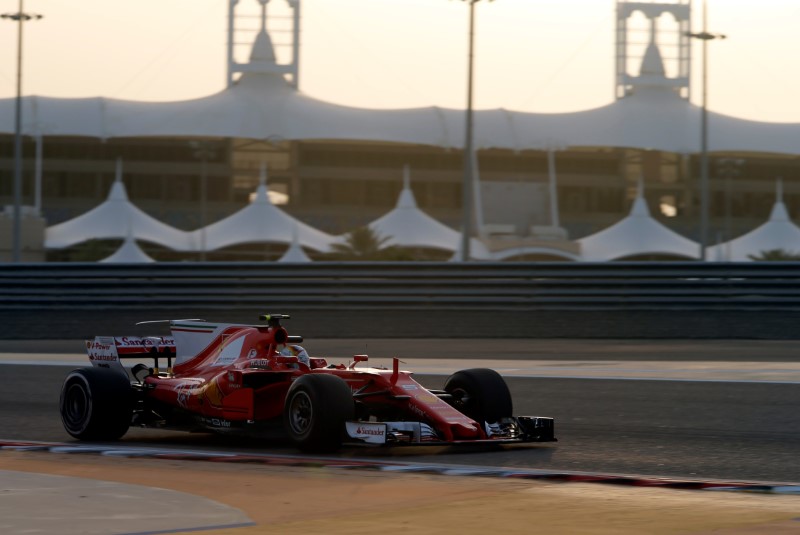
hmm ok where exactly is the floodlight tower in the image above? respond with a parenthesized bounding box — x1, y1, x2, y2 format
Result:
(227, 0, 301, 88)
(615, 0, 691, 99)
(2, 1, 43, 263)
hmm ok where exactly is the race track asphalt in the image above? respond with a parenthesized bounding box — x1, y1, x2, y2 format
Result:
(2, 339, 800, 483)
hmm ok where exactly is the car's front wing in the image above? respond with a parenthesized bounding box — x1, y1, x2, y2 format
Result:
(344, 416, 556, 446)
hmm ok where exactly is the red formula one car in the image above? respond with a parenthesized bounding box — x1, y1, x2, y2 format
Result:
(60, 315, 555, 452)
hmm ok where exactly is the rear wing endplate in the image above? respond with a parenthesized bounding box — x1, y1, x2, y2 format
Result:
(86, 336, 176, 378)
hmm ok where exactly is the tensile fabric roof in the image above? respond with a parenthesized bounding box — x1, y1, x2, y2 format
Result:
(277, 225, 313, 262)
(99, 234, 155, 263)
(2, 31, 799, 155)
(45, 161, 193, 251)
(707, 181, 800, 261)
(192, 165, 338, 253)
(578, 181, 699, 261)
(368, 166, 490, 259)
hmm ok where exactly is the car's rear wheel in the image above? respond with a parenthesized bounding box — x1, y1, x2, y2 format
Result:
(283, 374, 354, 452)
(444, 368, 513, 424)
(59, 368, 133, 441)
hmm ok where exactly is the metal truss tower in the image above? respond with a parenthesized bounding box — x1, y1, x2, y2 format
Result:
(227, 0, 301, 88)
(615, 0, 691, 99)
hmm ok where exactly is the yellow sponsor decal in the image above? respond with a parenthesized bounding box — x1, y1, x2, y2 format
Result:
(415, 393, 439, 404)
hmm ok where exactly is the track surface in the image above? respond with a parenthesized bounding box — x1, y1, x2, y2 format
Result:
(3, 338, 800, 484)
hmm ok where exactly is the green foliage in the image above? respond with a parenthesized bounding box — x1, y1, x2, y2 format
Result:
(747, 249, 800, 261)
(325, 226, 414, 261)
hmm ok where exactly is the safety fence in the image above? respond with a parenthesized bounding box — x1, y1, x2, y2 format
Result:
(2, 262, 800, 309)
(2, 262, 800, 339)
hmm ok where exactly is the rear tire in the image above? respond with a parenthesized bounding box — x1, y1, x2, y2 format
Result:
(444, 368, 513, 424)
(59, 368, 132, 441)
(283, 374, 354, 453)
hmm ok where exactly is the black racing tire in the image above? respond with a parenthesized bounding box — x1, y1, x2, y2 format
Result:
(283, 374, 354, 453)
(59, 367, 133, 441)
(444, 368, 513, 424)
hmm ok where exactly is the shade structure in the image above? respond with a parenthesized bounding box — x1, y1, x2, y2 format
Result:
(368, 167, 490, 259)
(45, 162, 193, 250)
(707, 182, 800, 261)
(2, 29, 800, 155)
(277, 225, 312, 263)
(193, 166, 338, 253)
(578, 182, 699, 261)
(99, 235, 155, 263)
(491, 245, 580, 262)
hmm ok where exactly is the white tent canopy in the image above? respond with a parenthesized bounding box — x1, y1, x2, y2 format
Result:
(45, 161, 193, 250)
(5, 77, 799, 155)
(578, 181, 699, 261)
(2, 29, 800, 155)
(99, 234, 155, 263)
(368, 166, 490, 259)
(194, 164, 338, 252)
(491, 246, 580, 262)
(277, 225, 313, 263)
(707, 181, 800, 261)
(0, 31, 458, 148)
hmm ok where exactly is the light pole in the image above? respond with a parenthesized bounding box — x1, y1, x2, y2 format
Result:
(2, 1, 42, 263)
(687, 0, 725, 261)
(716, 157, 743, 248)
(190, 141, 217, 262)
(459, 0, 493, 262)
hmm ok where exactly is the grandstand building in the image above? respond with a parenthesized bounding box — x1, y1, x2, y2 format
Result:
(1, 0, 799, 261)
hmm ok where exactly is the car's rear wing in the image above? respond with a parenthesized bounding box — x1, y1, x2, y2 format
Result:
(86, 336, 175, 378)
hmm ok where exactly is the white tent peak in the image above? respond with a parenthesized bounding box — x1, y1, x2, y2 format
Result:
(108, 159, 128, 201)
(640, 42, 666, 78)
(101, 219, 155, 263)
(577, 184, 698, 261)
(278, 224, 312, 262)
(100, 234, 155, 263)
(769, 178, 789, 222)
(233, 24, 292, 91)
(250, 29, 277, 64)
(630, 177, 650, 217)
(396, 165, 417, 209)
(250, 163, 271, 205)
(194, 181, 338, 252)
(45, 171, 193, 251)
(368, 167, 489, 258)
(708, 180, 800, 261)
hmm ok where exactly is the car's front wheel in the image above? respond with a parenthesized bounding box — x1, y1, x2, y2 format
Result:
(59, 368, 133, 441)
(283, 374, 354, 452)
(444, 368, 513, 424)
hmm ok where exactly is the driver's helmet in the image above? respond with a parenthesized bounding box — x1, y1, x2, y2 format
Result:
(279, 344, 310, 366)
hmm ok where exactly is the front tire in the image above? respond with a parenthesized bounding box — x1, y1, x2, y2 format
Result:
(59, 368, 133, 441)
(444, 368, 513, 424)
(283, 374, 354, 453)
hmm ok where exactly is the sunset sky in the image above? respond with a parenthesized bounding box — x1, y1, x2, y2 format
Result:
(0, 0, 798, 122)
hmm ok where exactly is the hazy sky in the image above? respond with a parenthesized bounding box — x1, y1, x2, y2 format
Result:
(0, 0, 798, 122)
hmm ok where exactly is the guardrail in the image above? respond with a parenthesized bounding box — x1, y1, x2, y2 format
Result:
(3, 262, 800, 339)
(2, 261, 800, 310)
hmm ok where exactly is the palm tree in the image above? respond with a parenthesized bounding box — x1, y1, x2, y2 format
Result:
(326, 227, 412, 261)
(747, 249, 800, 261)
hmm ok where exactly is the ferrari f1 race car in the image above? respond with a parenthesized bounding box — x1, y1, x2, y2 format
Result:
(60, 315, 556, 452)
